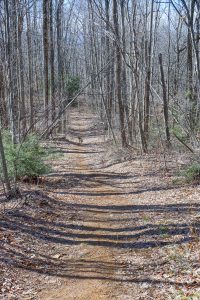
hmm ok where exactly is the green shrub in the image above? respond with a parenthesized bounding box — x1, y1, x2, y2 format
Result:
(67, 75, 80, 97)
(183, 163, 200, 183)
(0, 132, 51, 180)
(66, 75, 80, 107)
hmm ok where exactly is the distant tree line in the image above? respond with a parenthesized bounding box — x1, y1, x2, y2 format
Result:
(0, 0, 200, 192)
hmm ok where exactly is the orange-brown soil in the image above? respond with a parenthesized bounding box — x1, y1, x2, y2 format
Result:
(1, 109, 200, 300)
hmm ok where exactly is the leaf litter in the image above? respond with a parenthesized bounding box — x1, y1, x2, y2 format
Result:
(0, 109, 200, 300)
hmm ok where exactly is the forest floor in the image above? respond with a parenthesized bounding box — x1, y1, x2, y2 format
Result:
(0, 108, 200, 300)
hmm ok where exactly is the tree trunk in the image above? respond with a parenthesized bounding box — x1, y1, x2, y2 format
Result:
(18, 9, 26, 135)
(0, 126, 11, 193)
(57, 0, 64, 132)
(143, 0, 154, 152)
(113, 0, 127, 147)
(105, 0, 112, 127)
(120, 0, 132, 143)
(26, 3, 34, 130)
(43, 0, 49, 127)
(6, 0, 19, 144)
(158, 53, 170, 148)
(50, 0, 56, 122)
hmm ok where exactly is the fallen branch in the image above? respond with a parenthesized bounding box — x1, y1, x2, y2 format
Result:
(173, 132, 194, 153)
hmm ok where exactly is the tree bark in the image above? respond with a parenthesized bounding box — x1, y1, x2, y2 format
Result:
(17, 7, 26, 135)
(50, 0, 56, 122)
(26, 3, 34, 130)
(113, 0, 127, 147)
(43, 0, 49, 127)
(158, 53, 170, 148)
(0, 126, 11, 193)
(143, 0, 154, 152)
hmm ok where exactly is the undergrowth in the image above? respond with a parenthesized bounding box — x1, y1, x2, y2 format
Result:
(183, 162, 200, 183)
(0, 131, 53, 180)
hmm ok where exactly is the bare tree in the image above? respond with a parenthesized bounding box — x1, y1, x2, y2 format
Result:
(159, 53, 170, 147)
(43, 0, 50, 126)
(113, 0, 127, 146)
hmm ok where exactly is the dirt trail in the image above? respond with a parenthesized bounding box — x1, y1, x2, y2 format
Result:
(34, 110, 200, 300)
(38, 112, 128, 300)
(1, 109, 200, 300)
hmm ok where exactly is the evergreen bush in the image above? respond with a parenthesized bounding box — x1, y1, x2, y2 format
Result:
(183, 162, 200, 183)
(0, 132, 51, 180)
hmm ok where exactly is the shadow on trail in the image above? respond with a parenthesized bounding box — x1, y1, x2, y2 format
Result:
(54, 185, 177, 197)
(58, 149, 101, 155)
(45, 171, 139, 191)
(0, 191, 199, 285)
(0, 242, 194, 287)
(45, 169, 172, 194)
(1, 113, 199, 291)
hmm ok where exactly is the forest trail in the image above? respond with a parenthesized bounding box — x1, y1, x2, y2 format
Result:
(1, 108, 200, 300)
(38, 111, 130, 300)
(1, 0, 200, 298)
